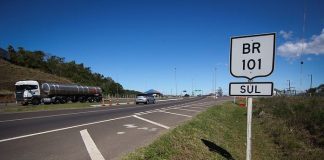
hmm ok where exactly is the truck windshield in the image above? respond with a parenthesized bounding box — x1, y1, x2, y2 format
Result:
(16, 85, 38, 91)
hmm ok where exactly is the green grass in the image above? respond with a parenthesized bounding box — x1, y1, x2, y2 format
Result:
(0, 102, 100, 113)
(254, 97, 324, 159)
(123, 102, 281, 160)
(0, 59, 71, 92)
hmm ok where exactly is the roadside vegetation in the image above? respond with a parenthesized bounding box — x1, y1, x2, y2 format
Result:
(123, 102, 281, 160)
(124, 97, 324, 160)
(0, 46, 140, 96)
(254, 96, 324, 159)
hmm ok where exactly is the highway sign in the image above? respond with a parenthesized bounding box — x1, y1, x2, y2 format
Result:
(230, 33, 275, 80)
(229, 82, 273, 96)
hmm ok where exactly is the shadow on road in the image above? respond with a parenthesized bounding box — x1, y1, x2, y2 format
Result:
(201, 139, 235, 160)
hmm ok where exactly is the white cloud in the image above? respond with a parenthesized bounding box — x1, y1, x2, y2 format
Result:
(277, 29, 324, 58)
(307, 57, 312, 61)
(279, 30, 293, 39)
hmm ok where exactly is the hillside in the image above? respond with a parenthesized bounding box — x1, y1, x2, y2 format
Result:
(0, 59, 72, 93)
(1, 46, 142, 96)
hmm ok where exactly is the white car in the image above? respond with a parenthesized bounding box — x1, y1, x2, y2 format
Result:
(135, 94, 155, 104)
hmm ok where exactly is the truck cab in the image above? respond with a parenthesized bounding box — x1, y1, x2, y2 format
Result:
(15, 80, 41, 105)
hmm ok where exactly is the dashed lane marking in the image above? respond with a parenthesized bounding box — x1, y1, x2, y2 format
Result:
(159, 110, 192, 117)
(132, 115, 170, 129)
(0, 115, 132, 143)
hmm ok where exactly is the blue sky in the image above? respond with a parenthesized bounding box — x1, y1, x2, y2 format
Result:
(1, 0, 323, 94)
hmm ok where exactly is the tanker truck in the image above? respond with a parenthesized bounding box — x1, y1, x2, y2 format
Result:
(15, 80, 102, 105)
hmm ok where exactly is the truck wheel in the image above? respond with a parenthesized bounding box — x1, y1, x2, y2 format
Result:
(95, 98, 101, 103)
(60, 99, 67, 104)
(53, 99, 60, 104)
(71, 98, 78, 103)
(32, 98, 40, 105)
(88, 98, 94, 103)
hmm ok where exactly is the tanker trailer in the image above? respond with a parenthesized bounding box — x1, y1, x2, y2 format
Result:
(15, 80, 102, 105)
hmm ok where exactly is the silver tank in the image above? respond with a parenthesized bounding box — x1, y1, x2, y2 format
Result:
(41, 83, 102, 96)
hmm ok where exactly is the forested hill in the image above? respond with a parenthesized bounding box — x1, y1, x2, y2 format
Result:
(0, 45, 140, 95)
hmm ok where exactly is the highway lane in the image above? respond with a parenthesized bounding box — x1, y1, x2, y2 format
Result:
(0, 97, 202, 122)
(0, 97, 204, 140)
(0, 96, 231, 160)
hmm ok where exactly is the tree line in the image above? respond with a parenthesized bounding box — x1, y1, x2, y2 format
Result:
(3, 45, 141, 95)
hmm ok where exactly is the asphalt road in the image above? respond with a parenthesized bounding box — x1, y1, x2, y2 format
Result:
(0, 96, 231, 160)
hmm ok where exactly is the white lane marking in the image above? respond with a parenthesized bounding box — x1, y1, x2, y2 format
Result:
(149, 128, 157, 132)
(134, 110, 158, 116)
(0, 100, 210, 142)
(80, 129, 105, 160)
(0, 105, 150, 123)
(0, 115, 132, 143)
(132, 115, 170, 129)
(159, 110, 192, 117)
(117, 132, 125, 135)
(176, 108, 200, 112)
(156, 98, 182, 102)
(137, 127, 148, 130)
(123, 124, 137, 128)
(0, 100, 194, 123)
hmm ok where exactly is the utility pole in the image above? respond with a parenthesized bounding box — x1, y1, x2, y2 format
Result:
(309, 74, 313, 89)
(191, 78, 194, 96)
(212, 70, 214, 95)
(287, 80, 291, 95)
(300, 61, 304, 90)
(174, 67, 177, 97)
(288, 80, 291, 90)
(215, 67, 217, 99)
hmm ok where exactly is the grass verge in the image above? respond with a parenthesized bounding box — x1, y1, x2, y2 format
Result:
(254, 97, 324, 159)
(123, 102, 281, 160)
(0, 102, 100, 113)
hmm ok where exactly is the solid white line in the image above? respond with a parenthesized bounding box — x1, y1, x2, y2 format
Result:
(80, 129, 105, 160)
(159, 111, 192, 117)
(132, 115, 170, 129)
(0, 115, 132, 143)
(176, 108, 200, 112)
(156, 98, 182, 102)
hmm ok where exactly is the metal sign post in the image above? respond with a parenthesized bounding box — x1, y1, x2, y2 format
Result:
(246, 95, 253, 160)
(229, 33, 276, 160)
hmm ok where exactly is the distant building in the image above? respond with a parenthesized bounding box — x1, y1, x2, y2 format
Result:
(0, 48, 10, 60)
(145, 89, 163, 97)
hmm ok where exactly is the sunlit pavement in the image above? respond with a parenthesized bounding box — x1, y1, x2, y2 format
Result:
(0, 97, 231, 160)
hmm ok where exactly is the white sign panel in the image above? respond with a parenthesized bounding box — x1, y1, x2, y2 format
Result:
(230, 33, 275, 80)
(229, 82, 273, 96)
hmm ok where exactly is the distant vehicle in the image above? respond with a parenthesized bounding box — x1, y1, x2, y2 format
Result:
(15, 80, 102, 105)
(135, 94, 155, 104)
(183, 94, 190, 97)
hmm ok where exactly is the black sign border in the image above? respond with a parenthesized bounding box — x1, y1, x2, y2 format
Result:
(229, 82, 273, 96)
(230, 33, 276, 80)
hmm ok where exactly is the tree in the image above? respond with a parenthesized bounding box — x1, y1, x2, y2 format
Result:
(16, 47, 27, 66)
(217, 87, 223, 96)
(8, 45, 17, 63)
(5, 45, 140, 95)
